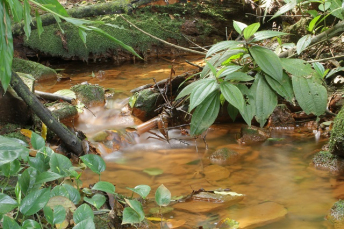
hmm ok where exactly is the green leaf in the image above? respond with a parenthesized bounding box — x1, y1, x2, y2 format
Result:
(143, 168, 163, 176)
(206, 41, 241, 57)
(0, 2, 13, 91)
(49, 153, 72, 176)
(2, 216, 21, 229)
(122, 207, 142, 224)
(176, 78, 214, 100)
(29, 152, 50, 173)
(326, 67, 344, 79)
(35, 171, 63, 184)
(80, 154, 106, 175)
(35, 10, 44, 38)
(44, 205, 54, 225)
(127, 185, 151, 199)
(251, 31, 289, 42)
(280, 58, 314, 77)
(23, 0, 32, 39)
(19, 167, 39, 195)
(190, 91, 220, 136)
(233, 20, 247, 34)
(312, 62, 325, 77)
(6, 0, 23, 23)
(292, 76, 327, 116)
(84, 194, 106, 210)
(22, 219, 41, 229)
(308, 15, 322, 32)
(20, 188, 51, 216)
(155, 184, 171, 207)
(243, 22, 260, 40)
(92, 181, 116, 194)
(0, 146, 22, 166)
(271, 0, 297, 19)
(329, 0, 343, 19)
(220, 82, 244, 111)
(63, 184, 80, 205)
(73, 204, 94, 224)
(237, 85, 255, 126)
(189, 79, 218, 111)
(53, 205, 66, 225)
(217, 65, 242, 78)
(73, 219, 95, 229)
(31, 132, 45, 150)
(265, 73, 294, 102)
(227, 102, 238, 122)
(296, 35, 312, 55)
(78, 27, 87, 44)
(249, 46, 283, 82)
(125, 199, 145, 221)
(0, 159, 21, 177)
(254, 74, 277, 127)
(319, 2, 331, 11)
(206, 61, 217, 77)
(224, 72, 254, 81)
(34, 0, 69, 17)
(0, 193, 18, 214)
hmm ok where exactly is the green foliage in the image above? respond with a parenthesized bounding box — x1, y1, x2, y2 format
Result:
(127, 185, 151, 199)
(155, 184, 171, 207)
(80, 154, 106, 175)
(84, 193, 106, 210)
(176, 20, 328, 135)
(92, 181, 116, 194)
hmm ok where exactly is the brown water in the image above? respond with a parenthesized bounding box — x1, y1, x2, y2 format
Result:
(38, 57, 342, 228)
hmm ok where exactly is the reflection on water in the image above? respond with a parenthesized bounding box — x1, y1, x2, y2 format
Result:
(38, 58, 340, 228)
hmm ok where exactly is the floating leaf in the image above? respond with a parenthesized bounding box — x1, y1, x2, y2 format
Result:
(249, 46, 283, 82)
(127, 185, 151, 199)
(143, 168, 163, 176)
(84, 193, 106, 210)
(155, 184, 171, 207)
(20, 188, 51, 216)
(92, 181, 116, 194)
(80, 154, 106, 175)
(296, 34, 312, 55)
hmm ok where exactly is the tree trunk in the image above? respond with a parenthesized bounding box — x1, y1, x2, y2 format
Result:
(10, 71, 84, 156)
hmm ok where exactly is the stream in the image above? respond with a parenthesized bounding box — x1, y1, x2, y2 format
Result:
(36, 57, 342, 228)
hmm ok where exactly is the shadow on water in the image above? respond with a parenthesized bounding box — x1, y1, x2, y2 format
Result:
(38, 58, 341, 228)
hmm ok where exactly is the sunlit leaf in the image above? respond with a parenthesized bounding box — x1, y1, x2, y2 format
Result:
(308, 15, 322, 32)
(233, 20, 247, 34)
(190, 91, 220, 136)
(220, 82, 244, 111)
(296, 34, 312, 55)
(80, 154, 106, 175)
(189, 79, 218, 111)
(249, 46, 283, 82)
(155, 184, 171, 207)
(92, 181, 116, 194)
(127, 185, 151, 199)
(243, 22, 260, 40)
(34, 0, 69, 17)
(20, 188, 51, 216)
(280, 58, 314, 77)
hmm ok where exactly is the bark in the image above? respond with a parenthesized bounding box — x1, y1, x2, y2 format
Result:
(10, 71, 84, 156)
(12, 0, 158, 36)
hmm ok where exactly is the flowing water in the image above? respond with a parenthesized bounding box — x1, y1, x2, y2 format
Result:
(37, 57, 342, 228)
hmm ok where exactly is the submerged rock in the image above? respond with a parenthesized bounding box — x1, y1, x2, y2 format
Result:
(312, 151, 344, 173)
(329, 107, 344, 157)
(71, 83, 105, 107)
(132, 88, 163, 121)
(237, 125, 270, 144)
(209, 148, 240, 166)
(204, 164, 230, 181)
(326, 200, 344, 229)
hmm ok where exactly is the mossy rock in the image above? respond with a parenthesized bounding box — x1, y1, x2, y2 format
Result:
(327, 200, 344, 229)
(132, 88, 162, 121)
(237, 125, 270, 144)
(12, 58, 57, 80)
(71, 84, 105, 107)
(312, 151, 344, 173)
(329, 107, 344, 157)
(46, 102, 78, 121)
(209, 148, 240, 165)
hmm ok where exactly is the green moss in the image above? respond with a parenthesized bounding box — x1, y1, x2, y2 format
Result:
(312, 151, 342, 171)
(46, 102, 78, 120)
(71, 84, 104, 106)
(329, 107, 344, 156)
(12, 58, 57, 80)
(328, 200, 344, 222)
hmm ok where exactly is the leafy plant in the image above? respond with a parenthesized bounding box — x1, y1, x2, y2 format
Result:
(176, 21, 327, 135)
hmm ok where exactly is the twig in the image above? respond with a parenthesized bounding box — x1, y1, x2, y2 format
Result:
(306, 54, 344, 63)
(185, 60, 203, 69)
(181, 33, 209, 52)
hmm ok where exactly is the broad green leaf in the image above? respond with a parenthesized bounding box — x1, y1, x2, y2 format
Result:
(49, 153, 72, 176)
(51, 185, 69, 198)
(53, 205, 66, 225)
(1, 159, 21, 177)
(35, 171, 63, 184)
(292, 76, 327, 116)
(22, 219, 41, 229)
(78, 27, 87, 44)
(6, 0, 23, 22)
(2, 216, 21, 229)
(34, 0, 69, 17)
(63, 184, 81, 205)
(92, 181, 116, 194)
(176, 79, 211, 100)
(84, 193, 106, 210)
(206, 61, 217, 77)
(271, 0, 297, 19)
(224, 72, 254, 81)
(29, 152, 50, 173)
(20, 188, 51, 216)
(243, 22, 260, 40)
(227, 102, 239, 122)
(217, 65, 242, 78)
(296, 35, 312, 55)
(233, 20, 247, 34)
(125, 199, 145, 221)
(237, 85, 255, 126)
(254, 75, 277, 127)
(251, 31, 289, 42)
(35, 10, 44, 38)
(330, 0, 344, 19)
(44, 205, 54, 225)
(23, 0, 32, 39)
(127, 185, 151, 199)
(312, 62, 325, 77)
(80, 154, 106, 175)
(31, 132, 45, 150)
(265, 73, 294, 102)
(220, 82, 244, 111)
(249, 46, 283, 82)
(206, 41, 241, 57)
(73, 204, 94, 224)
(143, 168, 163, 176)
(19, 167, 39, 195)
(190, 91, 220, 135)
(0, 193, 18, 214)
(155, 184, 171, 207)
(308, 15, 322, 32)
(0, 2, 13, 91)
(319, 2, 331, 11)
(0, 135, 28, 147)
(73, 219, 95, 229)
(122, 207, 142, 224)
(0, 146, 22, 166)
(280, 58, 314, 77)
(326, 67, 344, 79)
(189, 79, 218, 111)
